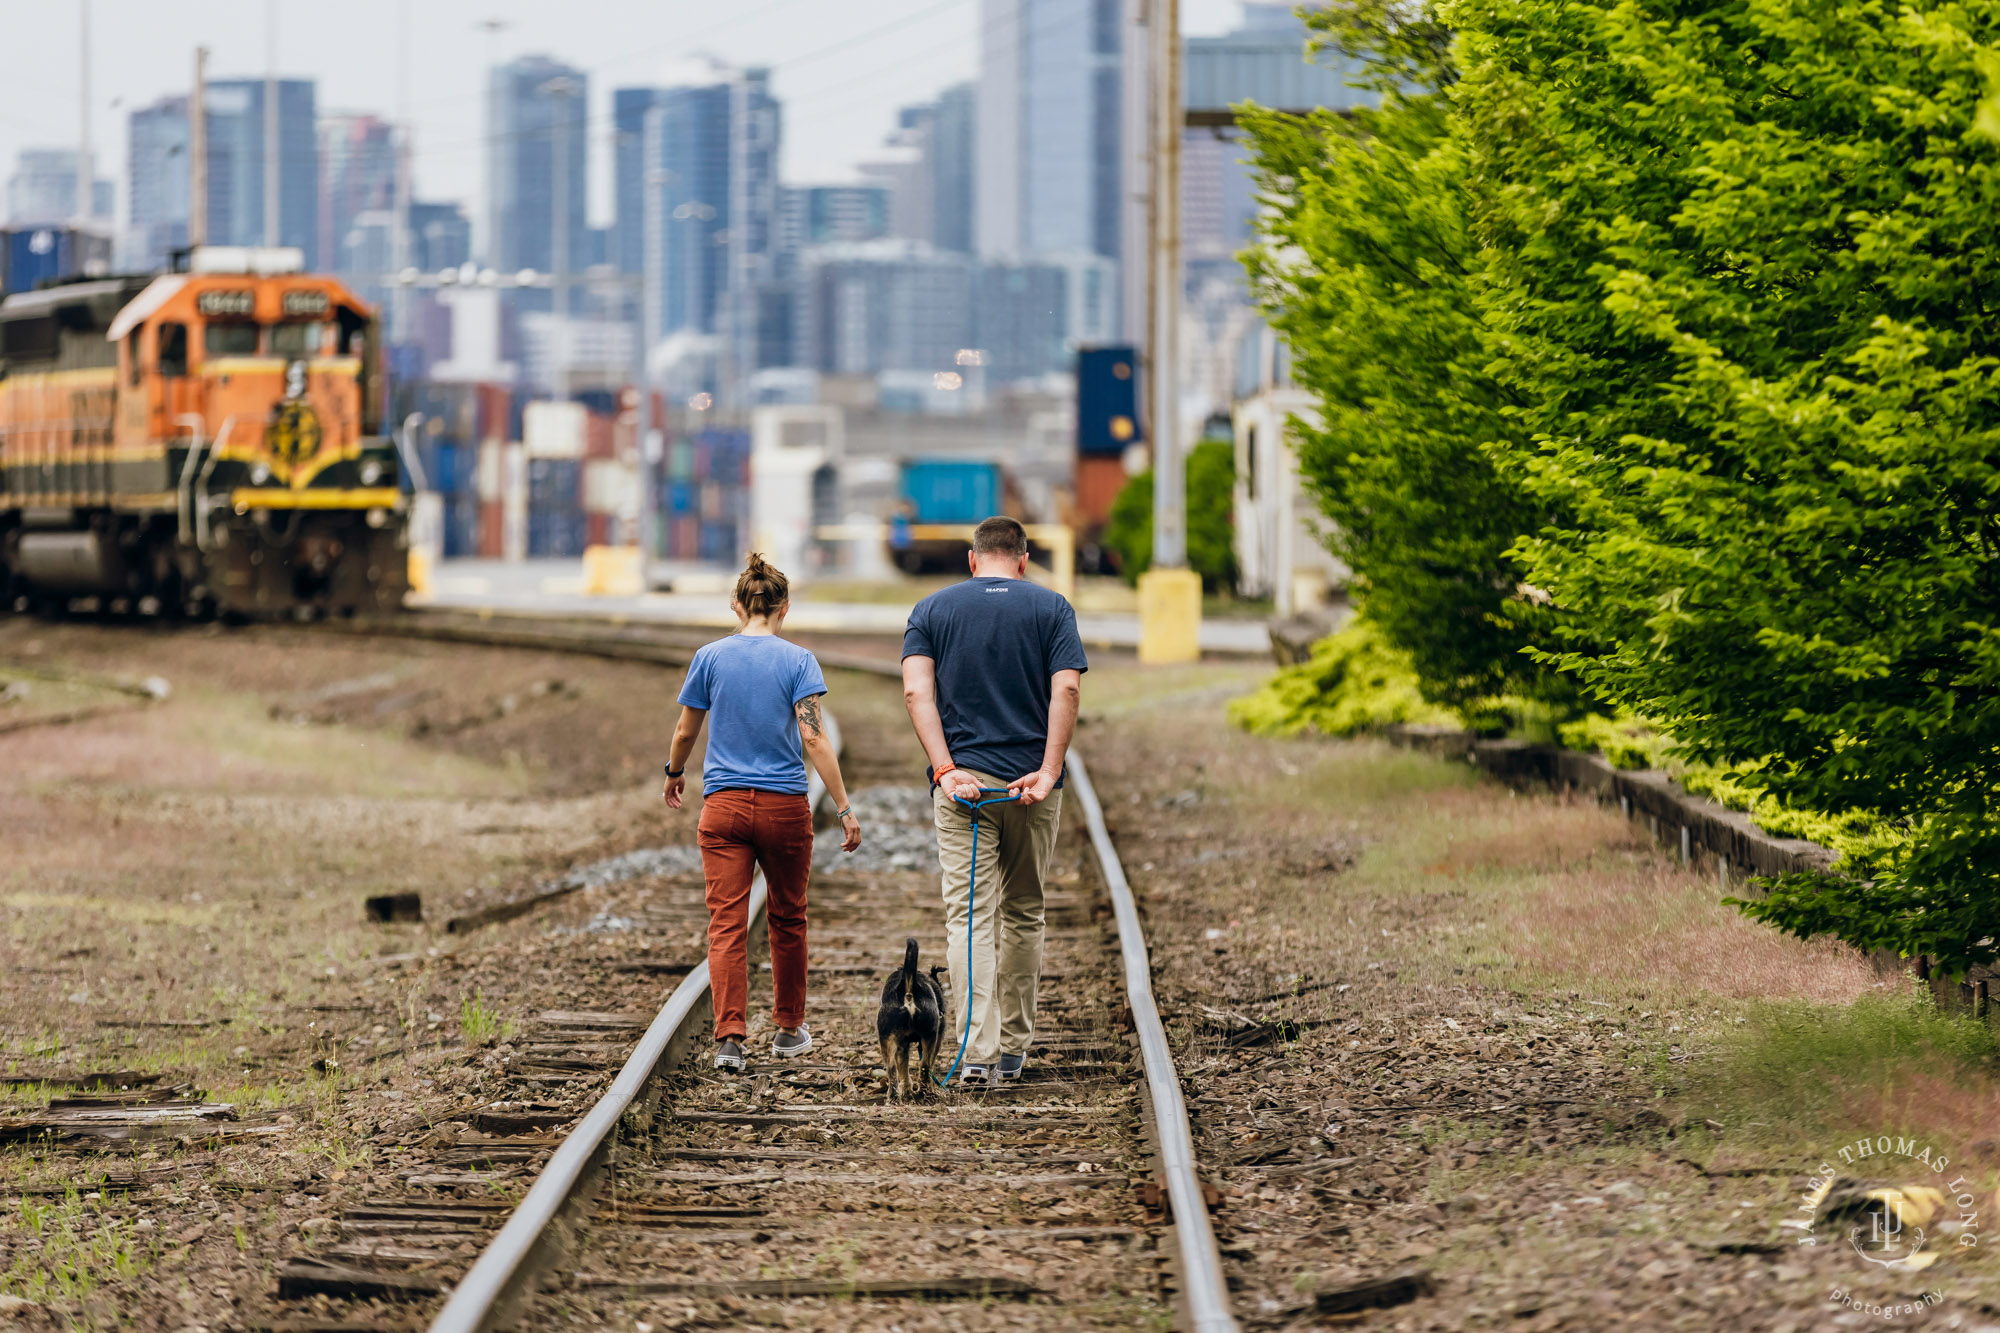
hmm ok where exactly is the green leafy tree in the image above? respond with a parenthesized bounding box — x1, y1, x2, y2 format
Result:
(1455, 0, 2000, 972)
(1104, 439, 1240, 590)
(1237, 7, 1570, 712)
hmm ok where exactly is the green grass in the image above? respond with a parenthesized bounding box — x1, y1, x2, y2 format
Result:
(1, 1187, 155, 1305)
(1681, 985, 2000, 1148)
(459, 990, 510, 1045)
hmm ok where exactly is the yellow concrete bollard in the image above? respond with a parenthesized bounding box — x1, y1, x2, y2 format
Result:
(581, 545, 645, 597)
(406, 546, 434, 598)
(1137, 567, 1202, 664)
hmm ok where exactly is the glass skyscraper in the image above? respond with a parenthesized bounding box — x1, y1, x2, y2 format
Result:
(975, 0, 1122, 265)
(126, 79, 318, 270)
(204, 79, 320, 257)
(485, 56, 589, 278)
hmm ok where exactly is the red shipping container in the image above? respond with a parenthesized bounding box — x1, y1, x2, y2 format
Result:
(1074, 455, 1130, 528)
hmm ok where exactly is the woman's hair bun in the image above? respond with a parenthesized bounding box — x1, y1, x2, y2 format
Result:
(735, 551, 789, 617)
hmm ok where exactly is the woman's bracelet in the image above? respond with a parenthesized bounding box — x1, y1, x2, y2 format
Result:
(836, 805, 853, 819)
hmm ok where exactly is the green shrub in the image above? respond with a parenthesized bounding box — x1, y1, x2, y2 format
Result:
(1104, 439, 1238, 591)
(1237, 10, 1574, 715)
(1557, 713, 1668, 772)
(1229, 617, 1460, 737)
(1457, 0, 2000, 974)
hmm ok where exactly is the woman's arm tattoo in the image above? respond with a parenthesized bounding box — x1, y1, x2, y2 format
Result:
(796, 693, 824, 739)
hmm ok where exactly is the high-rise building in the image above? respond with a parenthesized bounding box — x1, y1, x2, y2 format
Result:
(612, 86, 659, 281)
(975, 0, 1122, 265)
(6, 149, 111, 226)
(204, 79, 320, 256)
(129, 97, 190, 268)
(778, 185, 890, 257)
(410, 200, 472, 271)
(931, 83, 976, 254)
(627, 59, 782, 389)
(860, 104, 934, 243)
(851, 84, 976, 255)
(794, 240, 975, 378)
(319, 113, 396, 275)
(127, 82, 317, 270)
(652, 73, 730, 338)
(792, 239, 1076, 386)
(485, 56, 588, 279)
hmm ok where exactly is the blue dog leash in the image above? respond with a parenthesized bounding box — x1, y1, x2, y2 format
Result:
(935, 786, 1020, 1088)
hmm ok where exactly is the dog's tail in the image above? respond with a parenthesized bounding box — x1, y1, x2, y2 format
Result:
(900, 937, 920, 1007)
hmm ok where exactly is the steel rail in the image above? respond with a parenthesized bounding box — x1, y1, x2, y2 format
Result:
(297, 612, 1237, 1331)
(1068, 751, 1240, 1333)
(426, 718, 837, 1333)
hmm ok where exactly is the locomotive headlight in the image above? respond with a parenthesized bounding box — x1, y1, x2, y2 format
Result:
(250, 464, 272, 485)
(360, 460, 384, 485)
(366, 508, 389, 529)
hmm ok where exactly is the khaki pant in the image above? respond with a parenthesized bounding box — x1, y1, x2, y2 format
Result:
(933, 769, 1063, 1068)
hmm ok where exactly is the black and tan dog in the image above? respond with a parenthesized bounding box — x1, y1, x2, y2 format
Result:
(875, 938, 945, 1101)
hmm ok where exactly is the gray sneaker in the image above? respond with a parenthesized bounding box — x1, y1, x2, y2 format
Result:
(960, 1063, 992, 1085)
(998, 1053, 1027, 1081)
(714, 1038, 746, 1072)
(772, 1026, 813, 1058)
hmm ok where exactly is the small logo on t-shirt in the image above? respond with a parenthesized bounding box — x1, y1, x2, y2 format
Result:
(985, 585, 1010, 592)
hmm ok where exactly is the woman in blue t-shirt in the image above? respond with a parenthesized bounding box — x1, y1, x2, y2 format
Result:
(664, 553, 862, 1071)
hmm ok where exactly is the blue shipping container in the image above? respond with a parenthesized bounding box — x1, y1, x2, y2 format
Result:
(527, 459, 585, 558)
(2, 226, 110, 297)
(900, 460, 1000, 525)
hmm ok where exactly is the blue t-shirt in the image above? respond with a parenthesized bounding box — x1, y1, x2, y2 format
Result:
(902, 576, 1089, 786)
(677, 634, 828, 795)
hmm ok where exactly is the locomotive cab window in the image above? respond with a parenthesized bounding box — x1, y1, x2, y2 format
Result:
(271, 321, 325, 360)
(204, 322, 260, 357)
(335, 303, 367, 356)
(159, 322, 188, 377)
(127, 328, 143, 386)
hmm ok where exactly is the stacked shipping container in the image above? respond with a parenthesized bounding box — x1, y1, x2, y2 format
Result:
(388, 377, 750, 566)
(660, 427, 750, 563)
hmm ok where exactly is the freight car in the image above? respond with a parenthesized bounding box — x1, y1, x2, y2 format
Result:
(0, 247, 408, 617)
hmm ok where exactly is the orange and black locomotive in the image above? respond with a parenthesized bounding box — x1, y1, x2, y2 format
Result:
(0, 247, 407, 617)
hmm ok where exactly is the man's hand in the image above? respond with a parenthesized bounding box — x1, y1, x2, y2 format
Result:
(940, 769, 983, 802)
(839, 811, 862, 853)
(663, 775, 687, 809)
(1008, 768, 1057, 806)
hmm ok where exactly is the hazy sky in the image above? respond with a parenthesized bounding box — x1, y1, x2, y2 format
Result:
(1, 0, 1246, 229)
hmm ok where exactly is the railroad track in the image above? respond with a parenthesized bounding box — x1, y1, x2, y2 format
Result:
(227, 611, 1235, 1330)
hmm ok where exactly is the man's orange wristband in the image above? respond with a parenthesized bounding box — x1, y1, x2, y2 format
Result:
(935, 762, 956, 778)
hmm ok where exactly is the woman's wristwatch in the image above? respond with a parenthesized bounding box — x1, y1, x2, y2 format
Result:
(664, 763, 685, 778)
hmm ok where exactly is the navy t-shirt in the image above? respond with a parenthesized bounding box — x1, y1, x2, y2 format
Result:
(902, 576, 1089, 786)
(677, 634, 827, 794)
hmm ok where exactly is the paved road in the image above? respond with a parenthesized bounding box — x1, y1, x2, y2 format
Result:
(419, 560, 1275, 657)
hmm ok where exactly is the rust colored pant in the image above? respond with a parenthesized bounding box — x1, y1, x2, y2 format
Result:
(697, 788, 813, 1042)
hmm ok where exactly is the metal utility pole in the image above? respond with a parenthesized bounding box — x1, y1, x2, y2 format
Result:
(1121, 0, 1152, 355)
(190, 47, 208, 250)
(1149, 0, 1183, 572)
(1137, 0, 1201, 664)
(638, 109, 665, 567)
(542, 75, 578, 394)
(264, 0, 279, 248)
(76, 0, 92, 224)
(391, 0, 413, 343)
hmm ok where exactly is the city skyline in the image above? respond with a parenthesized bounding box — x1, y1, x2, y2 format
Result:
(0, 0, 1247, 243)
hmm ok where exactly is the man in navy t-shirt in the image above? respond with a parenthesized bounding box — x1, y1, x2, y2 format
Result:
(903, 515, 1088, 1087)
